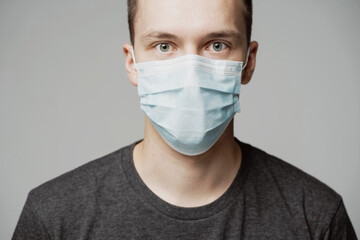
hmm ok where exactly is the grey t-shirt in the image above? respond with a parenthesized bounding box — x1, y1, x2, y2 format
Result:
(13, 139, 357, 239)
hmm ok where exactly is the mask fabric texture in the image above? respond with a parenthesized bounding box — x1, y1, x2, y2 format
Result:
(134, 54, 245, 156)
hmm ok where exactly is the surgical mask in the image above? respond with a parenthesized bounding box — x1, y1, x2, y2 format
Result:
(133, 49, 249, 156)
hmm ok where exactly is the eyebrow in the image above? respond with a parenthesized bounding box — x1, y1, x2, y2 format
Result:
(142, 31, 179, 41)
(203, 31, 243, 40)
(141, 30, 243, 42)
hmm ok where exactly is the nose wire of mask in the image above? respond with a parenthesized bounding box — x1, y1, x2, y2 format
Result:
(132, 46, 249, 68)
(133, 47, 247, 156)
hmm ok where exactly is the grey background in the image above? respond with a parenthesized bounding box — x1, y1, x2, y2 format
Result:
(0, 0, 359, 238)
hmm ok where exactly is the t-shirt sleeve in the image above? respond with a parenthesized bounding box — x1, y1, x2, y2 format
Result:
(12, 194, 50, 240)
(322, 200, 358, 240)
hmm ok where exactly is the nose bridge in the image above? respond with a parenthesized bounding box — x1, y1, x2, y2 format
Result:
(182, 40, 201, 56)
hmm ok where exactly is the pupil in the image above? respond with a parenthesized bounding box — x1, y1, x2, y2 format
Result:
(214, 43, 222, 51)
(161, 44, 168, 51)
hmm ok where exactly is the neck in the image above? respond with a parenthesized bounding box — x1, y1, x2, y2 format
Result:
(133, 117, 242, 207)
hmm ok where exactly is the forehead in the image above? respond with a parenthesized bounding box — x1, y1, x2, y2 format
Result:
(135, 0, 245, 40)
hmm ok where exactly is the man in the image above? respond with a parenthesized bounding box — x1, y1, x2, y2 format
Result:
(13, 0, 357, 239)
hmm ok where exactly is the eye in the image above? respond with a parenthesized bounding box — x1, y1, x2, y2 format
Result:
(156, 43, 172, 52)
(209, 42, 228, 52)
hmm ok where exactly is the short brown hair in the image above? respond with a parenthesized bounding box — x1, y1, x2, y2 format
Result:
(127, 0, 253, 46)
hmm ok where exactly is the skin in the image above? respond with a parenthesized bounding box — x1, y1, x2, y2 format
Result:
(123, 0, 258, 207)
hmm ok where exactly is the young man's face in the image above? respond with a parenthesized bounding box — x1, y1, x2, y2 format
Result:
(133, 0, 248, 63)
(124, 0, 257, 87)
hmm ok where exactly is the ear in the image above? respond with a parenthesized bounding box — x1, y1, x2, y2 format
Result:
(123, 43, 138, 86)
(241, 41, 259, 85)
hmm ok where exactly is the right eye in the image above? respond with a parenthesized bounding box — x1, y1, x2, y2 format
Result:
(156, 43, 172, 52)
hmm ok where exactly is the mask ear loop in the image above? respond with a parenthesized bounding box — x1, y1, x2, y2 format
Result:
(131, 46, 137, 65)
(242, 47, 251, 69)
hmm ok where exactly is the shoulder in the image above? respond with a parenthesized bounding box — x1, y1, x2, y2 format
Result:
(26, 142, 135, 216)
(240, 141, 342, 234)
(241, 141, 341, 201)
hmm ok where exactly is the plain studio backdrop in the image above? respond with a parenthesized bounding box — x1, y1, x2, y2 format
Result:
(1, 0, 359, 238)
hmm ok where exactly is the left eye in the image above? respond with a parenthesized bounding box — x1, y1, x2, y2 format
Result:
(210, 42, 227, 52)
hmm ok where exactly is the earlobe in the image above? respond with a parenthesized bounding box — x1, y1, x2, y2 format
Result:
(241, 41, 259, 85)
(123, 43, 138, 87)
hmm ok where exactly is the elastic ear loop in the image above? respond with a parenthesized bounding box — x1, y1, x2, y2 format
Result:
(131, 46, 137, 65)
(243, 47, 251, 69)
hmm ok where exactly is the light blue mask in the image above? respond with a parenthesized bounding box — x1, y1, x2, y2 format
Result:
(134, 51, 248, 156)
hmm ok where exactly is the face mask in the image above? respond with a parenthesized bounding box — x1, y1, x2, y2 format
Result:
(133, 49, 248, 156)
